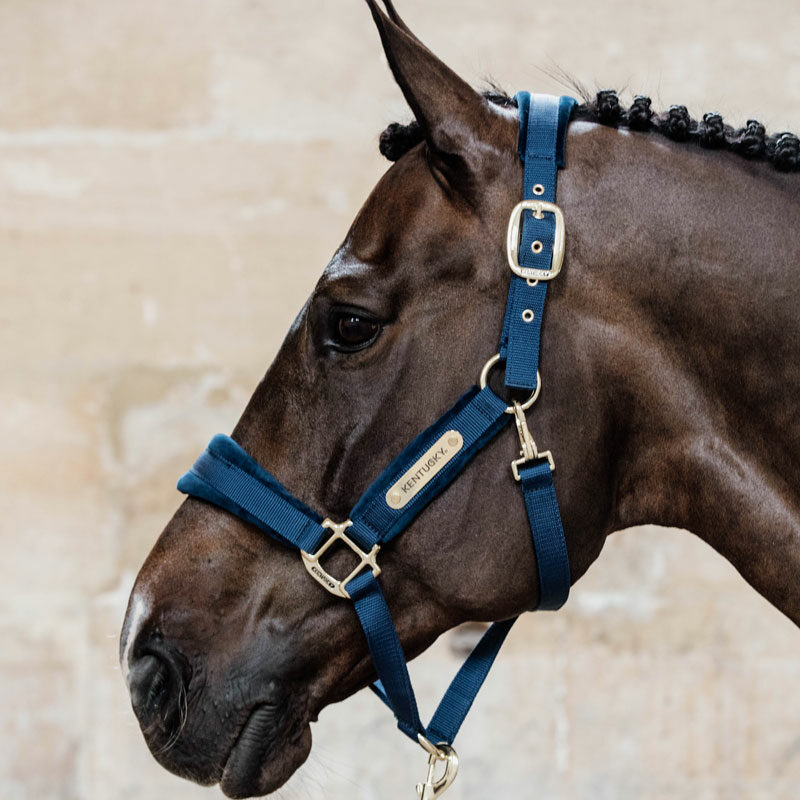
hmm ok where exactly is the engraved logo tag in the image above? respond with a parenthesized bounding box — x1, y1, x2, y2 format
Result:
(385, 430, 464, 510)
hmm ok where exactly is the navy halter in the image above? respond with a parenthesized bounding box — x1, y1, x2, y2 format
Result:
(178, 92, 575, 796)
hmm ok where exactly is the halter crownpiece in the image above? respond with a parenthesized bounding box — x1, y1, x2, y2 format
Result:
(177, 92, 575, 798)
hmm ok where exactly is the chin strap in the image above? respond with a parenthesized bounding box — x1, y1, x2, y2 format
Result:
(177, 92, 575, 799)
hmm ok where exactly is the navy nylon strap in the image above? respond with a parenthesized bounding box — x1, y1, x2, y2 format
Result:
(367, 615, 517, 744)
(177, 434, 325, 553)
(348, 572, 423, 739)
(500, 93, 576, 391)
(348, 387, 508, 549)
(425, 616, 516, 743)
(519, 459, 571, 610)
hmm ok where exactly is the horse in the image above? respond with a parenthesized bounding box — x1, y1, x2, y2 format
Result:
(120, 1, 800, 797)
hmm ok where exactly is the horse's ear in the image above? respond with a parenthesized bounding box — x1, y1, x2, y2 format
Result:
(365, 0, 506, 201)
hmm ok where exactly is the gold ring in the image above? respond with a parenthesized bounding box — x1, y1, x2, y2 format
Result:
(478, 353, 541, 413)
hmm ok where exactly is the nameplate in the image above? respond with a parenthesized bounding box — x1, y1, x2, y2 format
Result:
(385, 430, 464, 510)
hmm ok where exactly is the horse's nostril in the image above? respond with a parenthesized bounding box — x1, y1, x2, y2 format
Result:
(128, 654, 168, 724)
(127, 641, 189, 733)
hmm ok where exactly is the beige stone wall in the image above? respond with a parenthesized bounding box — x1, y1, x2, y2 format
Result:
(2, 1, 799, 798)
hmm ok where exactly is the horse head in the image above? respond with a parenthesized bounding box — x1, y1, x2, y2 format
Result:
(120, 5, 588, 794)
(120, 1, 800, 798)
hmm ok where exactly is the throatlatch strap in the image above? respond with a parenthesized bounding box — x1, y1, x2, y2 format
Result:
(519, 459, 570, 610)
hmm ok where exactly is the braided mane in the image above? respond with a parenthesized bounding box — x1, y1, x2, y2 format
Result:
(379, 90, 800, 173)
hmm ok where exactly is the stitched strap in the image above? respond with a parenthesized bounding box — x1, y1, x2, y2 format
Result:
(348, 572, 423, 739)
(519, 459, 571, 610)
(366, 614, 518, 744)
(177, 434, 325, 554)
(424, 617, 516, 743)
(348, 387, 508, 549)
(500, 93, 576, 391)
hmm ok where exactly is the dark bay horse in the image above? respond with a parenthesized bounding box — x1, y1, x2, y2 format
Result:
(120, 1, 800, 796)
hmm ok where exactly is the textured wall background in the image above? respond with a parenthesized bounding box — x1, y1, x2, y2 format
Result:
(1, 1, 799, 798)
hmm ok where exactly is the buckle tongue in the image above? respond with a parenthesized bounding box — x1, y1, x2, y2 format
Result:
(511, 401, 554, 481)
(300, 519, 380, 599)
(416, 734, 459, 800)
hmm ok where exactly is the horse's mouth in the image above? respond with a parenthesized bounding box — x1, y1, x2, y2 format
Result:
(220, 703, 311, 798)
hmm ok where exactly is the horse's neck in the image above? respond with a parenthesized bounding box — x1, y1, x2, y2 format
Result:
(561, 123, 800, 624)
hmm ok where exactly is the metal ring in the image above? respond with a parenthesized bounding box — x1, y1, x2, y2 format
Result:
(531, 240, 543, 254)
(522, 309, 535, 323)
(479, 353, 541, 413)
(532, 183, 545, 196)
(526, 277, 539, 287)
(418, 733, 447, 760)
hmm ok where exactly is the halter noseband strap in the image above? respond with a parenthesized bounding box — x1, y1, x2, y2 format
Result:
(177, 92, 575, 795)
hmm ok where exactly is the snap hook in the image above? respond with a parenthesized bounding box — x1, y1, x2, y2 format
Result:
(416, 735, 459, 800)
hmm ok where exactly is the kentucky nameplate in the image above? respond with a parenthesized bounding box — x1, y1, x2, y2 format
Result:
(385, 430, 464, 509)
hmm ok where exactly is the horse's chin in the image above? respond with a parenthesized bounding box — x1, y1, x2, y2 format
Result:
(219, 704, 312, 799)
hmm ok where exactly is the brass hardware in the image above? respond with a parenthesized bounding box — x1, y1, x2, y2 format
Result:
(531, 240, 543, 254)
(522, 309, 535, 322)
(479, 353, 541, 414)
(301, 519, 380, 599)
(416, 734, 459, 800)
(385, 430, 464, 509)
(532, 183, 545, 195)
(506, 200, 565, 281)
(510, 400, 555, 480)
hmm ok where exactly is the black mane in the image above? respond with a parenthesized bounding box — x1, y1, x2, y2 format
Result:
(379, 90, 800, 173)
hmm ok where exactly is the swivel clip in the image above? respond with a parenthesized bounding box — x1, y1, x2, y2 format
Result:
(510, 400, 555, 481)
(416, 734, 459, 800)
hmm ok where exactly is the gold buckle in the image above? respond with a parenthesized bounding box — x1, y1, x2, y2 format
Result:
(510, 400, 555, 481)
(506, 199, 565, 281)
(300, 519, 380, 599)
(416, 734, 459, 800)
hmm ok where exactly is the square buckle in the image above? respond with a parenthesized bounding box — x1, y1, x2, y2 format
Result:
(506, 200, 565, 281)
(301, 518, 380, 599)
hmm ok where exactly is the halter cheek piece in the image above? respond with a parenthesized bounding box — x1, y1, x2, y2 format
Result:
(178, 93, 575, 799)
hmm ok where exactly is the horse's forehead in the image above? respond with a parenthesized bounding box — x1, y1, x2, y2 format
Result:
(320, 149, 447, 281)
(322, 246, 372, 281)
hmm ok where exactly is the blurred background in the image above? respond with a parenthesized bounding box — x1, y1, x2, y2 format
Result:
(1, 1, 799, 798)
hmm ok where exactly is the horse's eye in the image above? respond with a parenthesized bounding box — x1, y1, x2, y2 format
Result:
(330, 311, 381, 351)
